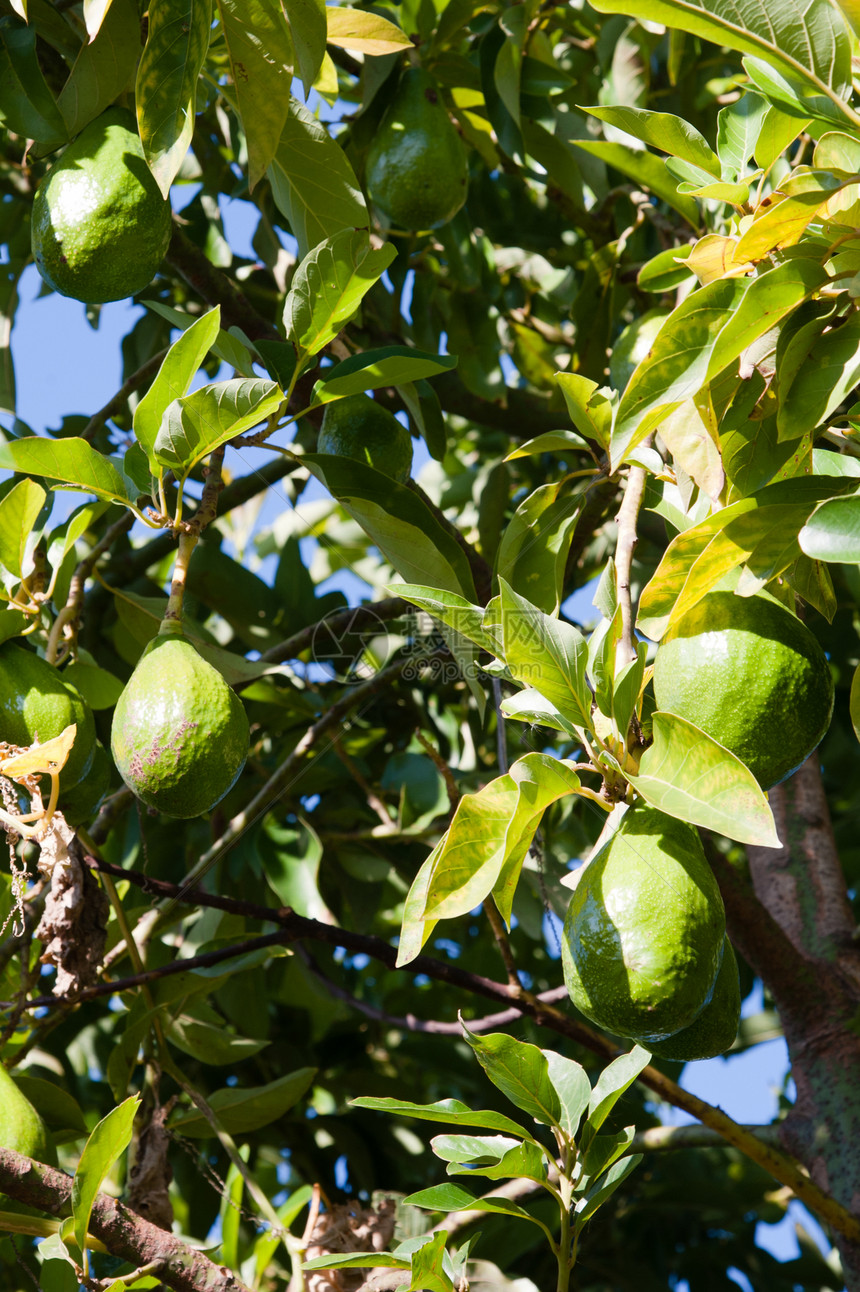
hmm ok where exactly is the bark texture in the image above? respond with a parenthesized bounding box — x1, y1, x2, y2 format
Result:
(0, 1147, 252, 1292)
(742, 756, 860, 1288)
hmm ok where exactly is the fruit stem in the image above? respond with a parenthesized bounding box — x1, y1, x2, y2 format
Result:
(162, 530, 198, 626)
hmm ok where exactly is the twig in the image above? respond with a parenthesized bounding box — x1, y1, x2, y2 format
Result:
(614, 439, 651, 671)
(81, 346, 171, 443)
(414, 729, 461, 809)
(165, 225, 281, 343)
(483, 896, 522, 993)
(187, 445, 226, 535)
(45, 512, 136, 665)
(258, 597, 409, 666)
(8, 932, 285, 1009)
(332, 736, 395, 829)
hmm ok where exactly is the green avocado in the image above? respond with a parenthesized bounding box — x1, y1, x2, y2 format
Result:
(366, 68, 468, 231)
(0, 644, 95, 791)
(561, 804, 725, 1043)
(648, 939, 741, 1063)
(652, 591, 834, 790)
(31, 107, 172, 303)
(110, 624, 249, 819)
(318, 394, 413, 482)
(0, 1063, 56, 1214)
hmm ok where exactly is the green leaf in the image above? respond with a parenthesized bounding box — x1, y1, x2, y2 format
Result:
(399, 753, 580, 952)
(216, 0, 294, 189)
(586, 1045, 651, 1133)
(165, 1011, 270, 1066)
(580, 1125, 636, 1181)
(505, 430, 589, 459)
(555, 373, 613, 449)
(170, 1068, 316, 1136)
(544, 1052, 592, 1140)
(133, 306, 221, 467)
(588, 0, 852, 100)
(637, 478, 855, 639)
(350, 1096, 538, 1143)
(717, 94, 768, 179)
(498, 581, 592, 728)
(499, 688, 581, 737)
(585, 105, 719, 174)
(743, 55, 849, 128)
(432, 1131, 538, 1167)
(303, 455, 476, 599)
(71, 1096, 140, 1258)
(0, 477, 46, 578)
(571, 138, 700, 223)
(0, 438, 136, 508)
(143, 301, 257, 377)
(0, 16, 67, 149)
(13, 1075, 88, 1134)
(574, 1153, 643, 1230)
(152, 378, 283, 478)
(303, 1253, 410, 1271)
(136, 0, 213, 196)
(56, 0, 140, 138)
(409, 1231, 456, 1292)
(60, 659, 124, 710)
(268, 98, 368, 260)
(403, 1182, 549, 1228)
(496, 481, 585, 616)
(392, 584, 495, 651)
(283, 231, 397, 367)
(461, 1025, 563, 1128)
(778, 311, 860, 442)
(284, 0, 327, 96)
(313, 347, 458, 402)
(755, 102, 809, 169)
(611, 259, 828, 468)
(799, 495, 860, 562)
(637, 244, 694, 292)
(626, 711, 781, 847)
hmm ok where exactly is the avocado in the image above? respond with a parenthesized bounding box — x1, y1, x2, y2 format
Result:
(110, 624, 249, 818)
(31, 107, 172, 303)
(561, 804, 725, 1043)
(366, 69, 468, 231)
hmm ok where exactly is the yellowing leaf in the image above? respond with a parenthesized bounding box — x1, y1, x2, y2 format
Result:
(325, 7, 412, 54)
(1, 724, 77, 778)
(687, 234, 752, 285)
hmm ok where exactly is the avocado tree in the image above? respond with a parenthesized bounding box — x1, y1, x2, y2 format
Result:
(2, 0, 860, 1288)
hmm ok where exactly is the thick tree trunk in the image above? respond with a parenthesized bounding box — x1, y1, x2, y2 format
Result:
(744, 757, 860, 1288)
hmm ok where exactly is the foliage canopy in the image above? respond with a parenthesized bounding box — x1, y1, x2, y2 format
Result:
(2, 0, 860, 1288)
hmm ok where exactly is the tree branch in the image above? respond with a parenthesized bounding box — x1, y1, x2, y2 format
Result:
(258, 597, 410, 666)
(0, 1148, 253, 1292)
(65, 855, 860, 1243)
(165, 224, 281, 343)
